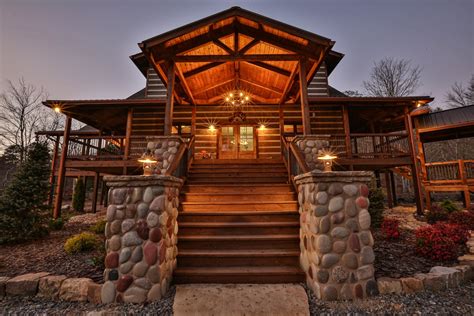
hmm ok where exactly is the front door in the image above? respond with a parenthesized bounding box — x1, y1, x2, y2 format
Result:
(219, 125, 256, 159)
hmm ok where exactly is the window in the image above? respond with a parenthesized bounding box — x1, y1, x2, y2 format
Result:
(172, 124, 191, 136)
(283, 123, 304, 136)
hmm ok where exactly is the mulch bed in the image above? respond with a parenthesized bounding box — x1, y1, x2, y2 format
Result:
(0, 211, 105, 283)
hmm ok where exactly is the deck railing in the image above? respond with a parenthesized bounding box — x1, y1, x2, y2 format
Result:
(425, 159, 474, 184)
(281, 136, 310, 190)
(349, 133, 409, 158)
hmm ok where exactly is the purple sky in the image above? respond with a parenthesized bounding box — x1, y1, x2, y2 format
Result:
(1, 0, 473, 108)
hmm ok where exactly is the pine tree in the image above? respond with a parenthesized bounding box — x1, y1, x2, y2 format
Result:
(0, 142, 51, 243)
(72, 177, 86, 212)
(368, 182, 385, 229)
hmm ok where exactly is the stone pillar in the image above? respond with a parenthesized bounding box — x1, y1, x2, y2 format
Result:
(101, 175, 183, 304)
(295, 171, 377, 300)
(293, 136, 330, 171)
(145, 136, 183, 175)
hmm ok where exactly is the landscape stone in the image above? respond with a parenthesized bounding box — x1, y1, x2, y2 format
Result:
(59, 278, 93, 302)
(37, 275, 67, 299)
(101, 281, 116, 304)
(123, 286, 147, 303)
(322, 285, 338, 301)
(333, 241, 347, 254)
(365, 279, 379, 296)
(147, 284, 162, 301)
(109, 235, 121, 251)
(122, 231, 142, 247)
(377, 277, 402, 294)
(0, 277, 10, 297)
(344, 199, 357, 217)
(418, 273, 446, 291)
(131, 246, 143, 262)
(361, 246, 375, 264)
(328, 197, 344, 212)
(87, 282, 102, 304)
(316, 192, 328, 204)
(119, 248, 132, 264)
(6, 272, 50, 296)
(116, 275, 134, 292)
(429, 266, 461, 287)
(342, 184, 358, 197)
(330, 227, 349, 239)
(356, 265, 374, 281)
(316, 235, 332, 253)
(400, 277, 424, 293)
(321, 254, 340, 268)
(341, 253, 358, 269)
(121, 219, 135, 233)
(358, 209, 371, 230)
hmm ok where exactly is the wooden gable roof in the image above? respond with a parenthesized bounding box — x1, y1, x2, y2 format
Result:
(137, 7, 335, 105)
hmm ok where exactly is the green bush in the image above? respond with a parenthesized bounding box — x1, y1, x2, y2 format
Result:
(49, 217, 64, 231)
(0, 142, 51, 244)
(427, 204, 450, 224)
(72, 177, 86, 212)
(440, 199, 459, 213)
(368, 184, 385, 229)
(89, 219, 106, 234)
(64, 232, 99, 255)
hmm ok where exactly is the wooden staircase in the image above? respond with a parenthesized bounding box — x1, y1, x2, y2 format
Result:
(174, 159, 305, 283)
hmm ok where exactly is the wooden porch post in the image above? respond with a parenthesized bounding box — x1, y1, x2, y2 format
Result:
(404, 106, 424, 215)
(385, 171, 394, 208)
(389, 170, 398, 206)
(459, 159, 471, 208)
(342, 105, 353, 170)
(48, 135, 60, 206)
(298, 60, 311, 135)
(91, 172, 100, 213)
(164, 62, 176, 136)
(279, 104, 285, 135)
(123, 108, 133, 175)
(53, 116, 72, 219)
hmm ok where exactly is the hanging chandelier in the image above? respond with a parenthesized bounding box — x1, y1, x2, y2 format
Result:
(223, 90, 251, 109)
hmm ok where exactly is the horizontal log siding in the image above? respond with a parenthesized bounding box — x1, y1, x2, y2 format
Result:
(145, 68, 166, 98)
(308, 62, 328, 97)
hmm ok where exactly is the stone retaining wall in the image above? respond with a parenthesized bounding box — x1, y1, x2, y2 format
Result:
(295, 170, 375, 300)
(102, 175, 183, 303)
(293, 136, 330, 171)
(145, 136, 184, 175)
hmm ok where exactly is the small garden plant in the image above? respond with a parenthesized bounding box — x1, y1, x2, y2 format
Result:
(72, 176, 86, 212)
(48, 217, 65, 231)
(368, 183, 385, 229)
(64, 232, 100, 254)
(381, 218, 400, 239)
(89, 219, 106, 234)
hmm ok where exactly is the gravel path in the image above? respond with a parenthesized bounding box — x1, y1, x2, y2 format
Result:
(305, 281, 474, 315)
(0, 286, 175, 315)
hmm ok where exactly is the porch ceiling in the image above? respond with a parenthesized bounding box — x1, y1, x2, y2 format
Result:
(138, 7, 335, 105)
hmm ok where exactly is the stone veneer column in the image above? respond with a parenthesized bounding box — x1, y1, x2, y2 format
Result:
(295, 171, 378, 300)
(293, 136, 330, 171)
(146, 136, 183, 175)
(101, 175, 183, 303)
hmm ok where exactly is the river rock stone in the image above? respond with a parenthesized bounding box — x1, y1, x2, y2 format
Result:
(150, 196, 165, 213)
(316, 235, 332, 253)
(147, 265, 161, 283)
(137, 203, 149, 218)
(314, 205, 328, 217)
(356, 196, 368, 209)
(354, 283, 363, 298)
(328, 184, 343, 195)
(116, 275, 133, 292)
(366, 279, 379, 296)
(322, 285, 338, 301)
(149, 228, 162, 242)
(125, 204, 137, 218)
(135, 277, 152, 290)
(106, 205, 116, 222)
(131, 246, 143, 262)
(122, 231, 142, 247)
(356, 265, 374, 281)
(133, 261, 148, 278)
(344, 199, 357, 217)
(340, 284, 353, 300)
(331, 211, 345, 225)
(121, 219, 135, 233)
(59, 278, 93, 302)
(109, 235, 121, 251)
(331, 227, 349, 239)
(111, 188, 127, 204)
(143, 187, 154, 203)
(328, 197, 344, 212)
(147, 212, 159, 227)
(105, 252, 119, 268)
(345, 218, 359, 232)
(123, 286, 147, 303)
(343, 184, 358, 197)
(136, 220, 149, 240)
(316, 192, 328, 204)
(342, 253, 358, 269)
(358, 209, 371, 230)
(319, 216, 330, 234)
(108, 269, 119, 281)
(144, 242, 158, 265)
(37, 275, 67, 299)
(321, 254, 340, 268)
(147, 284, 162, 301)
(332, 266, 349, 283)
(110, 220, 121, 234)
(317, 269, 329, 283)
(119, 262, 134, 274)
(360, 184, 369, 197)
(377, 277, 402, 294)
(361, 246, 375, 264)
(333, 241, 347, 254)
(101, 281, 116, 304)
(359, 231, 374, 246)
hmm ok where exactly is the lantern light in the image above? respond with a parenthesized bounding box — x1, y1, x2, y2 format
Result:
(54, 106, 61, 113)
(138, 151, 158, 176)
(317, 154, 338, 172)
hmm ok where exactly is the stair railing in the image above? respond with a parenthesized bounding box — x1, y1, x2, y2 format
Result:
(166, 135, 195, 180)
(281, 136, 310, 190)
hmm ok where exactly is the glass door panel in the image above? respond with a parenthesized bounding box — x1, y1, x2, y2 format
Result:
(219, 126, 237, 159)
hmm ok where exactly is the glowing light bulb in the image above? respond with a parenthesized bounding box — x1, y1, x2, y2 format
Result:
(239, 92, 243, 97)
(209, 124, 215, 131)
(225, 97, 229, 102)
(231, 101, 235, 105)
(54, 107, 61, 113)
(229, 93, 233, 97)
(245, 96, 249, 101)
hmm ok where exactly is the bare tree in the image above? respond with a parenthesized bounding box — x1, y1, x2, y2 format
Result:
(445, 75, 474, 108)
(0, 78, 61, 162)
(343, 90, 364, 97)
(363, 57, 422, 97)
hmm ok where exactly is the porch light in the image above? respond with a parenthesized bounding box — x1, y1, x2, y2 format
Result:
(138, 151, 157, 176)
(209, 124, 216, 131)
(54, 106, 61, 113)
(259, 124, 266, 130)
(223, 89, 251, 109)
(318, 154, 338, 172)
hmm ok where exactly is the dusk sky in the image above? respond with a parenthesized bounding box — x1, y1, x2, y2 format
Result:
(1, 0, 473, 108)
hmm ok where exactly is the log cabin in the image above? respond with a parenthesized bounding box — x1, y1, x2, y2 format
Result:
(39, 7, 439, 282)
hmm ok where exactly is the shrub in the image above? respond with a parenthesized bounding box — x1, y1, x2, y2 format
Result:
(49, 217, 64, 231)
(64, 232, 99, 254)
(89, 219, 106, 234)
(381, 218, 400, 239)
(0, 142, 51, 244)
(426, 204, 449, 224)
(72, 177, 86, 212)
(368, 184, 385, 229)
(415, 223, 469, 261)
(448, 211, 474, 230)
(440, 199, 459, 213)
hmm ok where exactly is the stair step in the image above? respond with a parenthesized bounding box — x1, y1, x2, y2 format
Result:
(179, 221, 299, 235)
(192, 159, 283, 165)
(189, 167, 287, 173)
(188, 172, 287, 178)
(173, 266, 305, 283)
(178, 210, 299, 222)
(181, 201, 298, 212)
(187, 177, 289, 184)
(178, 234, 299, 250)
(182, 193, 296, 202)
(183, 184, 293, 194)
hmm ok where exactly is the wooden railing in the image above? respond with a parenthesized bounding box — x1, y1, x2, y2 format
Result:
(66, 135, 126, 160)
(425, 159, 474, 184)
(166, 135, 195, 179)
(349, 133, 409, 158)
(281, 136, 310, 190)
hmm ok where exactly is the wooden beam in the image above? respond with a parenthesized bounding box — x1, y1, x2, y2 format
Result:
(184, 62, 224, 78)
(298, 60, 311, 135)
(385, 171, 393, 208)
(53, 116, 72, 219)
(193, 78, 234, 96)
(48, 135, 60, 206)
(342, 105, 352, 159)
(245, 61, 291, 76)
(174, 54, 301, 62)
(212, 38, 234, 55)
(405, 106, 424, 214)
(239, 78, 283, 95)
(91, 172, 100, 213)
(239, 38, 259, 55)
(175, 64, 196, 105)
(279, 62, 299, 104)
(164, 62, 176, 135)
(389, 171, 398, 206)
(123, 108, 133, 174)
